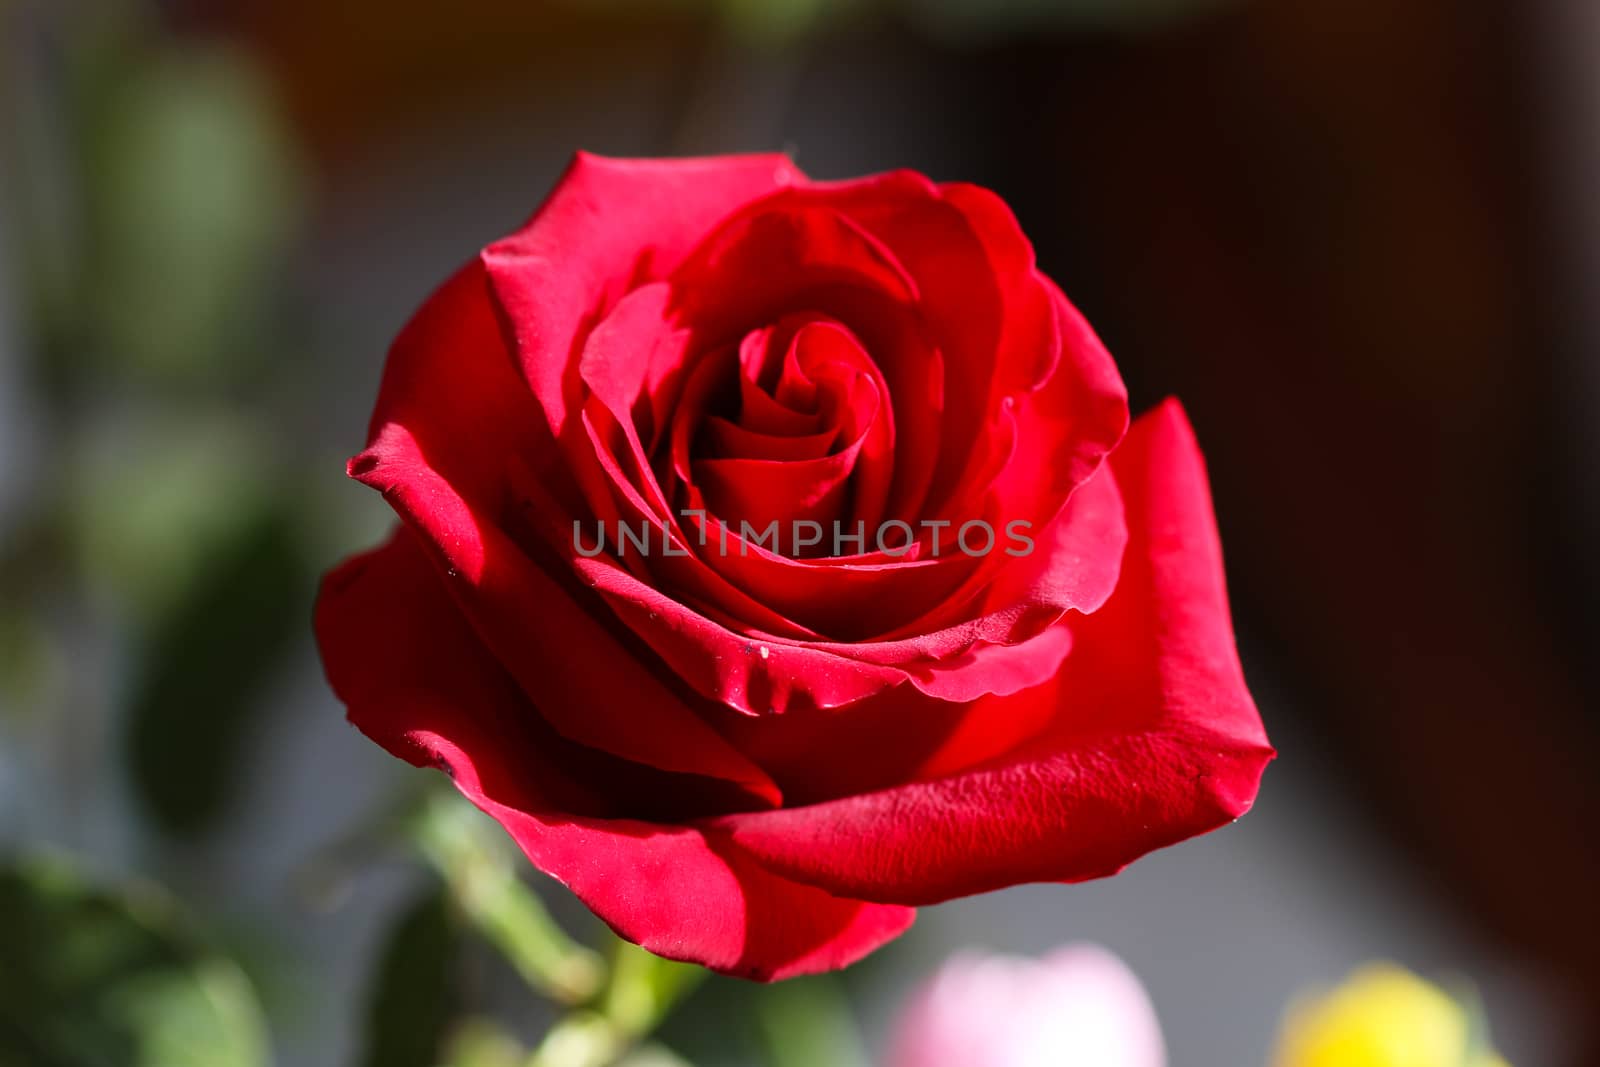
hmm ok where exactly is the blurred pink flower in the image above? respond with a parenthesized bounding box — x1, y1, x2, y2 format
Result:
(886, 943, 1166, 1067)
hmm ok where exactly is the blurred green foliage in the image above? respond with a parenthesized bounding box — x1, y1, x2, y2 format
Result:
(71, 416, 289, 625)
(84, 45, 301, 383)
(2, 9, 328, 1057)
(0, 855, 269, 1067)
(3, 3, 314, 838)
(441, 1019, 532, 1067)
(754, 975, 872, 1067)
(360, 885, 463, 1067)
(123, 496, 307, 836)
(304, 787, 717, 1066)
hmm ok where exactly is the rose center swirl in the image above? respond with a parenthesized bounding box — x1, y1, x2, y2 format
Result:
(665, 311, 895, 559)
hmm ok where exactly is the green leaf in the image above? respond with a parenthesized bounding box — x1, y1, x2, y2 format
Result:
(0, 855, 268, 1067)
(122, 497, 306, 836)
(359, 885, 462, 1067)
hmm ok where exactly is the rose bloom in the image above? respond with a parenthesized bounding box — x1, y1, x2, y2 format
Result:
(886, 944, 1165, 1067)
(316, 153, 1273, 979)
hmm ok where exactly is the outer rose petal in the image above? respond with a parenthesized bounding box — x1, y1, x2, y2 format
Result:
(349, 260, 781, 802)
(315, 530, 914, 979)
(482, 152, 806, 440)
(712, 400, 1274, 904)
(886, 944, 1166, 1067)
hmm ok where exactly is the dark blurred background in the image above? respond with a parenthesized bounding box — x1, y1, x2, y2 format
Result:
(3, 1, 1596, 1064)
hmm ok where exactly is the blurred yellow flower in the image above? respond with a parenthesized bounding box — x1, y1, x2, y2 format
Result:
(1272, 964, 1509, 1067)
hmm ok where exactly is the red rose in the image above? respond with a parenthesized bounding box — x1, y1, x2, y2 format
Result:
(316, 153, 1272, 980)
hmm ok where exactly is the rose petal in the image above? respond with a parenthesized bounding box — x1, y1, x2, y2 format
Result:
(978, 272, 1129, 525)
(802, 171, 1010, 514)
(682, 522, 975, 641)
(710, 680, 982, 808)
(687, 323, 887, 553)
(483, 151, 807, 442)
(735, 325, 828, 437)
(315, 531, 913, 978)
(509, 452, 912, 715)
(713, 400, 1273, 903)
(669, 194, 921, 336)
(799, 458, 1126, 689)
(348, 261, 782, 803)
(703, 417, 838, 462)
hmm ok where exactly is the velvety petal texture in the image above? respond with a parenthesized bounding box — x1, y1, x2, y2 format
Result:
(316, 152, 1272, 979)
(317, 531, 912, 979)
(713, 401, 1273, 904)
